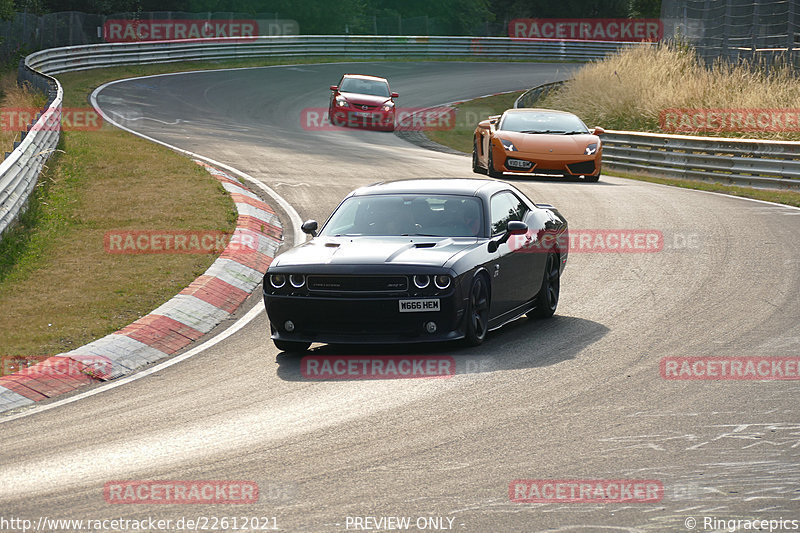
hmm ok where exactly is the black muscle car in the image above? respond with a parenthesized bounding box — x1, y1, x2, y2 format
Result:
(263, 179, 568, 352)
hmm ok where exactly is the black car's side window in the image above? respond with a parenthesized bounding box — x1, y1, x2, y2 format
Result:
(490, 192, 528, 236)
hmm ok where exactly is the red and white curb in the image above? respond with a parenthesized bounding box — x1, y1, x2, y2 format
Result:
(0, 161, 281, 414)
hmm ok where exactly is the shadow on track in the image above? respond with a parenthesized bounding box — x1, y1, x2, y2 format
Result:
(273, 315, 608, 381)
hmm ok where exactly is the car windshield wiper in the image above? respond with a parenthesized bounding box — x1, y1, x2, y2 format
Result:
(401, 233, 440, 237)
(518, 130, 565, 134)
(333, 233, 363, 236)
(563, 130, 588, 135)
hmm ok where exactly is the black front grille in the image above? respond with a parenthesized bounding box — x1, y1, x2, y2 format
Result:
(567, 161, 596, 175)
(307, 275, 408, 293)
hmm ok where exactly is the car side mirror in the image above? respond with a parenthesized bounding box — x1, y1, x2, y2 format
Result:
(488, 221, 527, 253)
(391, 92, 399, 98)
(301, 219, 318, 236)
(329, 85, 338, 91)
(593, 126, 605, 135)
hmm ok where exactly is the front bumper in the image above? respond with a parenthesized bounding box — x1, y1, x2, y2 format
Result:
(264, 291, 466, 345)
(497, 149, 602, 176)
(329, 108, 395, 130)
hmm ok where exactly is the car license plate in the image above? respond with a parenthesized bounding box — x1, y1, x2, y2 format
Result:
(399, 299, 440, 312)
(355, 111, 372, 117)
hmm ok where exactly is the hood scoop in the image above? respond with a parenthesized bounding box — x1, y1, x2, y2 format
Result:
(414, 242, 436, 248)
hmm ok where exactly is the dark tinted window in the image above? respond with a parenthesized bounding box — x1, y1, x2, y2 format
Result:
(321, 194, 483, 237)
(499, 111, 588, 134)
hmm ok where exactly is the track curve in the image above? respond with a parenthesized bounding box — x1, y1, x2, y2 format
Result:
(1, 61, 798, 532)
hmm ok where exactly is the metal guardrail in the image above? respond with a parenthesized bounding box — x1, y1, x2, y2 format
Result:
(0, 36, 642, 240)
(0, 64, 61, 237)
(515, 82, 800, 189)
(25, 36, 640, 74)
(514, 80, 565, 108)
(601, 131, 800, 189)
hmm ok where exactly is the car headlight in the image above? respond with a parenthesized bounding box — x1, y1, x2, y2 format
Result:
(270, 274, 286, 288)
(500, 139, 517, 152)
(336, 97, 348, 107)
(413, 274, 430, 289)
(382, 102, 394, 112)
(585, 143, 598, 155)
(289, 274, 305, 288)
(434, 275, 451, 290)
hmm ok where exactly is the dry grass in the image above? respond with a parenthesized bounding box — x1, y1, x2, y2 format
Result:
(0, 71, 48, 151)
(539, 42, 800, 140)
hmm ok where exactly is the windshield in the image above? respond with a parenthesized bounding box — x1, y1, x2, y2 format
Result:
(320, 194, 484, 238)
(499, 111, 589, 134)
(339, 77, 391, 97)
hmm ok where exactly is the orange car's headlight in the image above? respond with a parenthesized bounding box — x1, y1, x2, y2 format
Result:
(500, 139, 517, 152)
(585, 143, 598, 155)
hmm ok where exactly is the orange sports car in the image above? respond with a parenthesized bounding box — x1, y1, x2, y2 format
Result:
(473, 108, 604, 182)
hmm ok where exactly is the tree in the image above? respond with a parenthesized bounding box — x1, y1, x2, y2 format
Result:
(629, 0, 662, 18)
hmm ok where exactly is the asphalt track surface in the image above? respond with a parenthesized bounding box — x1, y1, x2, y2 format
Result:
(2, 61, 799, 532)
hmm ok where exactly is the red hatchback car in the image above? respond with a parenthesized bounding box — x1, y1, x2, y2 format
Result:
(329, 74, 398, 131)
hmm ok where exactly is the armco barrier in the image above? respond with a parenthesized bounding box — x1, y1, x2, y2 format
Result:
(1, 35, 641, 240)
(0, 63, 61, 238)
(515, 83, 800, 189)
(600, 131, 800, 189)
(26, 36, 639, 75)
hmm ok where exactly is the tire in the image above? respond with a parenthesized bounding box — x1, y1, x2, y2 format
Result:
(472, 141, 487, 175)
(487, 149, 505, 179)
(530, 253, 560, 318)
(464, 274, 490, 346)
(274, 339, 311, 353)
